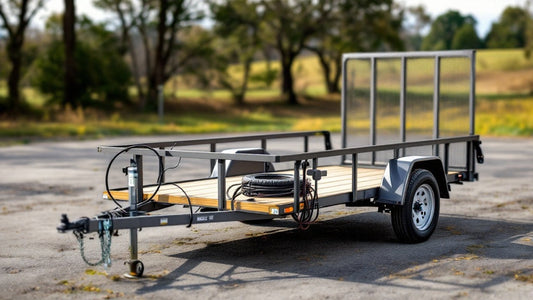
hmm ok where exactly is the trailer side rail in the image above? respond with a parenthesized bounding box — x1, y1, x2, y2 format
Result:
(101, 133, 481, 214)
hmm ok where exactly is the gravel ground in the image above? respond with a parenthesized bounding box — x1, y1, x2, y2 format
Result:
(0, 134, 532, 299)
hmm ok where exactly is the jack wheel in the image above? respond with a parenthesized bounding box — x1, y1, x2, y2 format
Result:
(124, 260, 144, 278)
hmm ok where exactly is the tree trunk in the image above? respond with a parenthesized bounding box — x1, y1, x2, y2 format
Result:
(234, 58, 252, 106)
(6, 43, 21, 111)
(138, 16, 152, 110)
(330, 58, 342, 94)
(280, 55, 298, 105)
(144, 0, 168, 110)
(146, 76, 159, 111)
(317, 51, 332, 94)
(129, 41, 145, 104)
(63, 0, 76, 108)
(0, 0, 46, 112)
(312, 48, 341, 94)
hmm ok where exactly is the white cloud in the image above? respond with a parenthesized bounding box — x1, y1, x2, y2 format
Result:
(401, 0, 528, 36)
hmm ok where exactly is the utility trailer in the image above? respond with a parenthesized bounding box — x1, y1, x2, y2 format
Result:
(58, 50, 484, 277)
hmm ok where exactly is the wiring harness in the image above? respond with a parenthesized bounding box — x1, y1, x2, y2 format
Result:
(227, 171, 319, 229)
(104, 144, 193, 227)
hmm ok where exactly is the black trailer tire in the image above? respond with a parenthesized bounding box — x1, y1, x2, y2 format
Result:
(241, 174, 294, 187)
(391, 169, 440, 243)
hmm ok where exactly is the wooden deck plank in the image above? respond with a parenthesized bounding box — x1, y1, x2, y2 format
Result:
(106, 166, 461, 215)
(106, 166, 385, 214)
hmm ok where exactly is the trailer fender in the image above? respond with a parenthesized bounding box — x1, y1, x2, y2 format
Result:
(377, 156, 449, 205)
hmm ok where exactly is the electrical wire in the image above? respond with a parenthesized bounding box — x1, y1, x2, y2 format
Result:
(291, 185, 319, 230)
(226, 170, 320, 229)
(105, 145, 163, 211)
(291, 161, 320, 230)
(226, 183, 242, 211)
(104, 144, 194, 226)
(170, 183, 193, 228)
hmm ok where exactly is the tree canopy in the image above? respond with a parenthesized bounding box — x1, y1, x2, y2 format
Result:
(3, 1, 533, 114)
(486, 6, 529, 49)
(34, 16, 131, 108)
(421, 10, 480, 50)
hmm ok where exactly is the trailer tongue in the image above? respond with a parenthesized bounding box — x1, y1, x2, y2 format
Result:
(58, 50, 484, 278)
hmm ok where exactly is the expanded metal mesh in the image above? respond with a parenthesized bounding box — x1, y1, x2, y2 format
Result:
(343, 51, 474, 168)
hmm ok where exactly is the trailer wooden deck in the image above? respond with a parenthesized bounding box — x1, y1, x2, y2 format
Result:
(106, 165, 386, 215)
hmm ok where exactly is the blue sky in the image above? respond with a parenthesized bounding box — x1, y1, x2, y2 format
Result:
(37, 0, 528, 38)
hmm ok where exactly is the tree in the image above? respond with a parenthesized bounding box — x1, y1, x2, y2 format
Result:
(0, 42, 8, 79)
(0, 0, 45, 112)
(485, 6, 529, 49)
(452, 23, 483, 49)
(209, 0, 263, 105)
(402, 4, 431, 50)
(94, 0, 145, 103)
(95, 0, 206, 111)
(34, 16, 132, 108)
(421, 10, 478, 50)
(63, 0, 76, 108)
(306, 0, 404, 94)
(526, 0, 533, 57)
(261, 0, 334, 105)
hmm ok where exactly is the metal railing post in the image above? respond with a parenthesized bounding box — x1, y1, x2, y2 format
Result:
(217, 159, 226, 211)
(352, 153, 358, 202)
(444, 143, 450, 174)
(341, 56, 348, 163)
(370, 57, 377, 165)
(400, 56, 407, 157)
(433, 56, 441, 156)
(210, 143, 216, 174)
(470, 51, 476, 136)
(293, 161, 301, 213)
(159, 147, 165, 183)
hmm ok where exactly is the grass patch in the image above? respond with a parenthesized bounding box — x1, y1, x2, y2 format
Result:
(2, 94, 533, 142)
(0, 97, 341, 142)
(477, 49, 533, 71)
(476, 97, 533, 136)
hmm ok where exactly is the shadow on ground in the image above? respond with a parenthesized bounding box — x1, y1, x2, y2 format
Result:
(132, 212, 533, 294)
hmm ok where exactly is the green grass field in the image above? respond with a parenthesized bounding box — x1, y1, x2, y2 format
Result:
(1, 48, 533, 143)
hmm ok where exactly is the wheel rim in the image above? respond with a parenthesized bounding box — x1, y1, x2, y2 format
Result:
(411, 183, 435, 231)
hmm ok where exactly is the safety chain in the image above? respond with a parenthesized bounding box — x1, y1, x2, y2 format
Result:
(74, 219, 112, 267)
